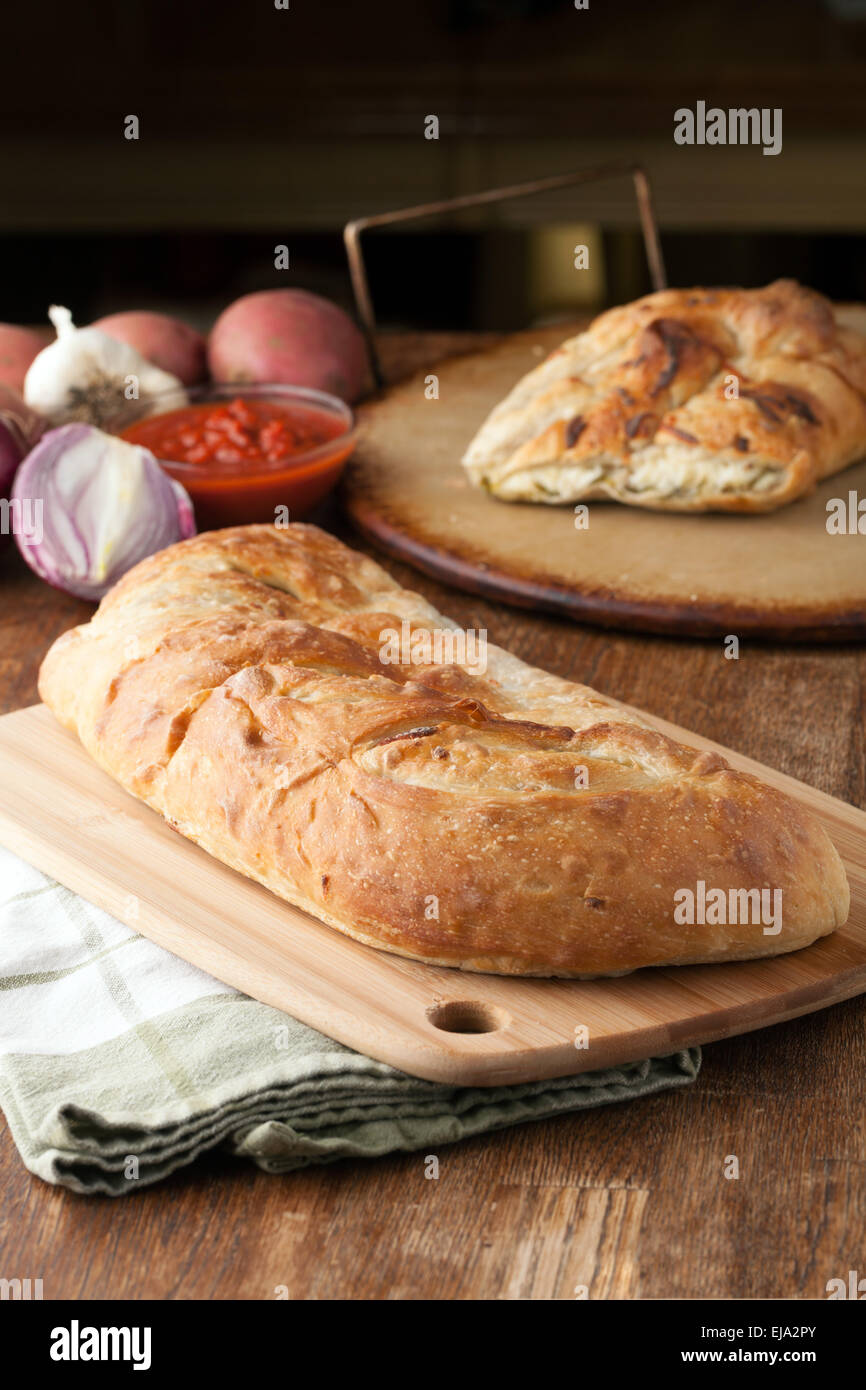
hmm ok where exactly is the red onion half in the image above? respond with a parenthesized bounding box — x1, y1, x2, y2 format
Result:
(11, 423, 195, 600)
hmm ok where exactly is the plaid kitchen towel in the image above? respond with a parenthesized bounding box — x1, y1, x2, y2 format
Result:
(0, 844, 700, 1196)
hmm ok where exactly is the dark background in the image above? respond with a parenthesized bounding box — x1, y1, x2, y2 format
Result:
(2, 0, 865, 332)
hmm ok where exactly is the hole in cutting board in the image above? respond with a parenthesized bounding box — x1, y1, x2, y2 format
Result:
(426, 1001, 508, 1034)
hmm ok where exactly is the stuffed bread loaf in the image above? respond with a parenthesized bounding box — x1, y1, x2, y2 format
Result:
(39, 524, 849, 977)
(462, 280, 866, 512)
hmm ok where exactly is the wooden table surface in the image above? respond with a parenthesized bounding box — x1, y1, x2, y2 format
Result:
(0, 333, 864, 1302)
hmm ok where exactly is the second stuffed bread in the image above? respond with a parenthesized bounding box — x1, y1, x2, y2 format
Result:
(462, 280, 866, 511)
(39, 524, 849, 976)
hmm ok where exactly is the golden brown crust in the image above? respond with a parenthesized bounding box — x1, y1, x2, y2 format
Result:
(462, 280, 866, 512)
(39, 524, 849, 976)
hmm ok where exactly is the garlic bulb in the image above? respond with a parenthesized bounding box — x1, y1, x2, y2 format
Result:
(23, 306, 185, 429)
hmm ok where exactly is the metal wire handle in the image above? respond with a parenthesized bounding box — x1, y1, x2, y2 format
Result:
(343, 160, 667, 388)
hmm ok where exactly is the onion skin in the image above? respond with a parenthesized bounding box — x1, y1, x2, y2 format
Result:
(92, 311, 207, 387)
(11, 423, 196, 600)
(0, 436, 17, 500)
(0, 385, 46, 545)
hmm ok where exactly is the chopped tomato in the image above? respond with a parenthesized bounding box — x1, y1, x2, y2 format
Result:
(119, 394, 353, 528)
(122, 396, 343, 470)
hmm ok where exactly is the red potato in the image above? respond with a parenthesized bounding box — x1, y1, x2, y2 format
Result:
(91, 311, 207, 386)
(0, 324, 53, 393)
(207, 289, 370, 403)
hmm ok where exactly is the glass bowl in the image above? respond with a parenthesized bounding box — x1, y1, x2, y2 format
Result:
(112, 382, 356, 530)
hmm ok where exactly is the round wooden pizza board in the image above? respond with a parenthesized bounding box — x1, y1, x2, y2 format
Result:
(343, 325, 866, 640)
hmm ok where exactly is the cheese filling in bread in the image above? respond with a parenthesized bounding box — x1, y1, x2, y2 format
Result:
(38, 524, 849, 977)
(463, 280, 866, 512)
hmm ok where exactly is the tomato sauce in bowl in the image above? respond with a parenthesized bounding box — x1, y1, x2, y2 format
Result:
(118, 385, 355, 529)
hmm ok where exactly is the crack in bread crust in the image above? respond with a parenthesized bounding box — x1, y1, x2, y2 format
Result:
(39, 524, 850, 976)
(463, 281, 866, 512)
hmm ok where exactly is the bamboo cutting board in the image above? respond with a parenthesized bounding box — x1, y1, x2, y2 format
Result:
(343, 325, 866, 640)
(0, 704, 864, 1086)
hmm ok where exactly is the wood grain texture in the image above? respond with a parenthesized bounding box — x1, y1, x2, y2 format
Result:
(0, 702, 863, 1086)
(345, 325, 866, 639)
(0, 333, 864, 1300)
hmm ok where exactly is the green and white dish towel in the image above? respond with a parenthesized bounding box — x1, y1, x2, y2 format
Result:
(0, 844, 700, 1196)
